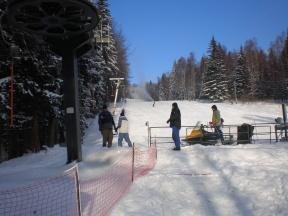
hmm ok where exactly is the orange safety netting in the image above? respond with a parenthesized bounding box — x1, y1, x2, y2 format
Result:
(133, 143, 157, 180)
(81, 143, 157, 216)
(0, 144, 157, 216)
(0, 166, 80, 216)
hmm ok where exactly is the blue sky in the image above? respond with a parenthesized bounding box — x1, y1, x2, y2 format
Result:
(109, 0, 288, 84)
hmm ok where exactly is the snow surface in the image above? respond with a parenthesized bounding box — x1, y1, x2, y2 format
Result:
(1, 100, 288, 216)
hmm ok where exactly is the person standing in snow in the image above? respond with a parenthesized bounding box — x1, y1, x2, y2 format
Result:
(210, 105, 224, 144)
(98, 105, 117, 148)
(117, 109, 132, 147)
(167, 102, 181, 150)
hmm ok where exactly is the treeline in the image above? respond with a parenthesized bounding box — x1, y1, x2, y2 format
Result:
(146, 32, 288, 102)
(0, 0, 129, 159)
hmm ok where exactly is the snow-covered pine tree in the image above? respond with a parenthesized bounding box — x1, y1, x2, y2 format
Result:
(0, 19, 63, 152)
(175, 57, 186, 100)
(168, 62, 178, 100)
(185, 54, 197, 100)
(158, 74, 169, 100)
(78, 46, 107, 135)
(97, 0, 119, 101)
(5, 38, 62, 150)
(78, 56, 93, 137)
(90, 47, 107, 111)
(0, 76, 9, 129)
(201, 37, 229, 102)
(114, 29, 130, 100)
(215, 43, 230, 101)
(233, 47, 250, 99)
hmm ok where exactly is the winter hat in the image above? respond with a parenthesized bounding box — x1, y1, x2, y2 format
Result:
(172, 102, 178, 108)
(211, 105, 217, 110)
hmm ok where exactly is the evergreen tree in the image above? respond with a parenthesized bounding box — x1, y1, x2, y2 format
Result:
(175, 57, 186, 100)
(158, 74, 169, 100)
(169, 63, 178, 100)
(114, 29, 130, 99)
(201, 37, 229, 102)
(78, 47, 107, 135)
(185, 54, 197, 100)
(243, 39, 262, 99)
(233, 47, 250, 99)
(97, 0, 119, 101)
(268, 32, 287, 100)
(280, 33, 288, 99)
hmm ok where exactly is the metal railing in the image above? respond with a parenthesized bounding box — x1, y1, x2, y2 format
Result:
(147, 122, 285, 146)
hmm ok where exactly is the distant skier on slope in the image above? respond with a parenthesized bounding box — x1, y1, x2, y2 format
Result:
(167, 102, 181, 150)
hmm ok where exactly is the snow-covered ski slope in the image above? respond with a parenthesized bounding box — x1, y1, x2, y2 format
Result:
(112, 100, 288, 216)
(1, 99, 288, 216)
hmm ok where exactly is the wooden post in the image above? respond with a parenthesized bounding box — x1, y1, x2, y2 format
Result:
(282, 104, 287, 140)
(10, 62, 14, 127)
(75, 165, 82, 216)
(132, 143, 135, 182)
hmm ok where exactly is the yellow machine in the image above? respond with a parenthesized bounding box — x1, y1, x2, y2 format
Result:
(182, 121, 222, 145)
(186, 129, 203, 140)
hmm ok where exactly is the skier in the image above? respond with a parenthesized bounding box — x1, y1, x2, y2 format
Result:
(117, 109, 132, 147)
(166, 102, 181, 150)
(98, 105, 117, 148)
(210, 105, 224, 144)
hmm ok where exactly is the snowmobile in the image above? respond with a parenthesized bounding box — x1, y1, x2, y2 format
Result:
(182, 121, 234, 145)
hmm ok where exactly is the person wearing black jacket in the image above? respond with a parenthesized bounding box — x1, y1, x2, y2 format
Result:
(167, 102, 181, 150)
(98, 105, 117, 147)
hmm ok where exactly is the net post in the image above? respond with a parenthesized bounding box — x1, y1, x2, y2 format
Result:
(154, 139, 158, 160)
(282, 104, 287, 140)
(132, 143, 135, 182)
(75, 165, 82, 216)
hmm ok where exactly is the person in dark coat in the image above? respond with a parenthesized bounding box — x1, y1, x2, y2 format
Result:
(167, 102, 181, 150)
(98, 105, 117, 147)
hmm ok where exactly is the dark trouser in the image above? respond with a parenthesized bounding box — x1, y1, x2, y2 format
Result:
(172, 127, 181, 149)
(101, 129, 113, 147)
(215, 126, 224, 143)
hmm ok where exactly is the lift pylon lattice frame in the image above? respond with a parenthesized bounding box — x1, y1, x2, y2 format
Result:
(109, 77, 124, 115)
(5, 0, 100, 163)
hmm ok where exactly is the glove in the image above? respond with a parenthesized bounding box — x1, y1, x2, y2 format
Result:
(166, 120, 169, 124)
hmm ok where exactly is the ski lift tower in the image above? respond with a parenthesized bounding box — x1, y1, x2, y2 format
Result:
(109, 78, 124, 115)
(4, 0, 99, 163)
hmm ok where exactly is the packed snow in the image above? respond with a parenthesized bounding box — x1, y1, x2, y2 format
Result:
(1, 99, 288, 216)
